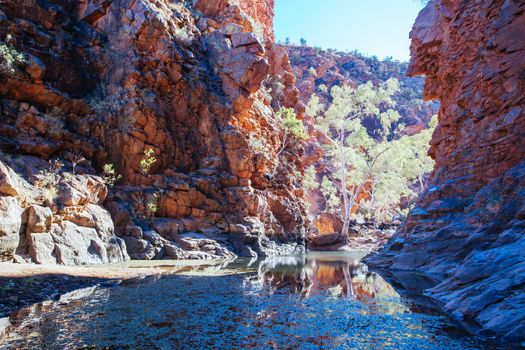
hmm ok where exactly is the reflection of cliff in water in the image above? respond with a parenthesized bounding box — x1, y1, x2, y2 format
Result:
(249, 253, 402, 302)
(1, 254, 490, 349)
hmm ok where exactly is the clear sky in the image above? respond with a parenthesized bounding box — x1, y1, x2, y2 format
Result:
(274, 0, 425, 62)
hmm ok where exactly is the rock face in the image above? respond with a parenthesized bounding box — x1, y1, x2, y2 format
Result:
(0, 0, 308, 263)
(368, 0, 525, 342)
(0, 157, 129, 264)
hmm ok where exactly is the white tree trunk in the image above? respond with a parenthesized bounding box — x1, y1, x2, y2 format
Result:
(341, 147, 390, 240)
(339, 130, 351, 243)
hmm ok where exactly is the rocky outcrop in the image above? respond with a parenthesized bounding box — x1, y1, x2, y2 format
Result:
(368, 0, 525, 342)
(0, 157, 128, 264)
(0, 0, 308, 263)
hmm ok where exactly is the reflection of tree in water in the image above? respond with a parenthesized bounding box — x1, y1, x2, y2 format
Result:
(250, 255, 402, 305)
(243, 255, 311, 296)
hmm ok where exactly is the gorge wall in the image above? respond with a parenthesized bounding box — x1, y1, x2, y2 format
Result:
(0, 0, 308, 264)
(286, 45, 437, 132)
(368, 0, 525, 341)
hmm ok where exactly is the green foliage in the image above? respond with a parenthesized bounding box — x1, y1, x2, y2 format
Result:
(264, 74, 286, 100)
(320, 176, 340, 212)
(140, 148, 157, 175)
(147, 192, 160, 217)
(300, 38, 307, 46)
(303, 166, 318, 191)
(278, 107, 307, 140)
(102, 163, 121, 186)
(0, 34, 25, 75)
(288, 47, 439, 126)
(312, 79, 435, 223)
(268, 108, 307, 178)
(305, 95, 325, 119)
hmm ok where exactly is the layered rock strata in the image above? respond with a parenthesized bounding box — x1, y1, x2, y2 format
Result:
(368, 0, 525, 342)
(0, 0, 308, 263)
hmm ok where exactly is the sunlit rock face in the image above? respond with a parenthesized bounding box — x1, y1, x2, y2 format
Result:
(0, 158, 129, 264)
(0, 0, 308, 262)
(368, 0, 525, 341)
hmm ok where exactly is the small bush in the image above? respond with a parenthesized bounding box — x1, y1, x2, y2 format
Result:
(146, 192, 160, 218)
(303, 166, 318, 190)
(89, 87, 135, 132)
(278, 107, 307, 140)
(43, 107, 66, 137)
(140, 148, 157, 176)
(36, 160, 64, 202)
(0, 34, 25, 75)
(248, 133, 270, 157)
(62, 172, 75, 183)
(102, 163, 121, 186)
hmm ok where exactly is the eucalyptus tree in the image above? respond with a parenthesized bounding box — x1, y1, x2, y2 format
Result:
(307, 79, 403, 241)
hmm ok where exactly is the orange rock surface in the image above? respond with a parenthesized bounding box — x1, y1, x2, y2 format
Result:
(0, 0, 308, 262)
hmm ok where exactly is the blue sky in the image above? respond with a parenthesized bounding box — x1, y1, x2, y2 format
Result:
(274, 0, 425, 61)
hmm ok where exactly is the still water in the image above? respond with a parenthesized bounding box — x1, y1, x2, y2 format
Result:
(0, 252, 492, 349)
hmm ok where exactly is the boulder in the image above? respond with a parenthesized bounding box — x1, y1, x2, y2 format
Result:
(0, 161, 21, 197)
(52, 222, 111, 265)
(59, 175, 108, 206)
(27, 231, 56, 265)
(26, 205, 53, 233)
(0, 197, 22, 261)
(122, 236, 156, 260)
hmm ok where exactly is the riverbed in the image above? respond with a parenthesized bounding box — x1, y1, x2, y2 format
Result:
(0, 252, 494, 349)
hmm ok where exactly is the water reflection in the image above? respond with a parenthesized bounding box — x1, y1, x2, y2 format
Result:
(0, 253, 491, 349)
(253, 253, 401, 302)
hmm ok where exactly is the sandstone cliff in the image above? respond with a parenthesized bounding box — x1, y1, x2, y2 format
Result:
(368, 0, 525, 341)
(0, 0, 308, 264)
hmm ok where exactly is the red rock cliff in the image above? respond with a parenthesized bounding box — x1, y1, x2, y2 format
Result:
(0, 0, 308, 263)
(408, 0, 525, 211)
(368, 0, 525, 342)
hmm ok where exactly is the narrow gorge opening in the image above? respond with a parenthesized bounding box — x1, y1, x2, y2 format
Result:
(273, 0, 439, 250)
